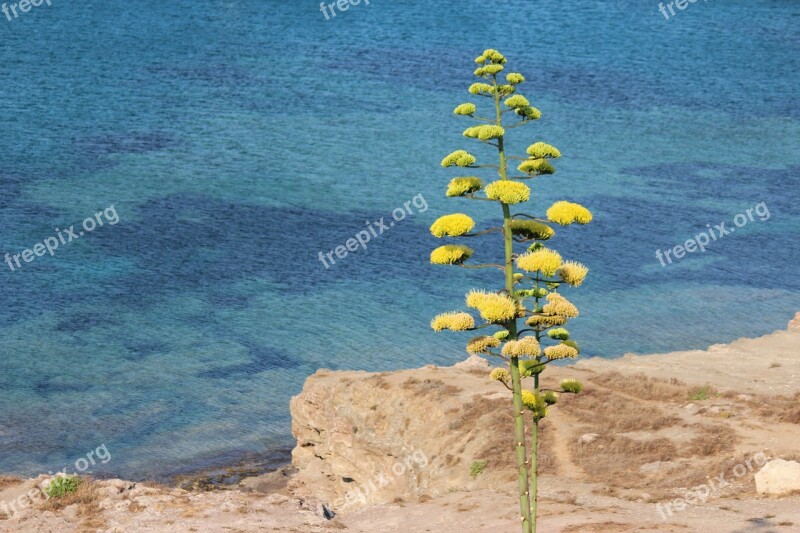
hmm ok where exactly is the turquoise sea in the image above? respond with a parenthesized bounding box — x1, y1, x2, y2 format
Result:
(1, 1, 798, 480)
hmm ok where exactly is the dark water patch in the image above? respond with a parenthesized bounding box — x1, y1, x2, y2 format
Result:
(0, 201, 63, 241)
(33, 379, 92, 397)
(206, 290, 257, 310)
(122, 341, 169, 361)
(556, 190, 799, 292)
(198, 344, 298, 379)
(145, 63, 255, 87)
(72, 131, 180, 157)
(55, 312, 121, 332)
(0, 171, 24, 208)
(86, 193, 435, 302)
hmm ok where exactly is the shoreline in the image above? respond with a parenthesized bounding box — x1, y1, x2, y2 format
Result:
(3, 314, 797, 487)
(2, 313, 798, 532)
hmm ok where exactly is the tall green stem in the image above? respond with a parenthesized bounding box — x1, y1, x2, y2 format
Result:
(530, 420, 539, 533)
(494, 77, 533, 533)
(531, 282, 541, 531)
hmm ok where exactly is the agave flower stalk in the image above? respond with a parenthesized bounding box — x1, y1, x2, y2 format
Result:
(430, 49, 592, 533)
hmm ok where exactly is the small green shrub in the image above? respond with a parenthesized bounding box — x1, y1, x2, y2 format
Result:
(45, 476, 80, 498)
(470, 459, 489, 479)
(690, 385, 713, 401)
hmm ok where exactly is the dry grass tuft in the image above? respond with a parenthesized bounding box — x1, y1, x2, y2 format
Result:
(128, 500, 146, 512)
(749, 392, 800, 424)
(589, 371, 692, 402)
(682, 424, 737, 457)
(570, 434, 677, 488)
(0, 477, 22, 491)
(452, 395, 516, 476)
(39, 478, 106, 530)
(566, 388, 680, 432)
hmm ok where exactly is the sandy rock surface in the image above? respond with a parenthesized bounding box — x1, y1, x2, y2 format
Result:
(2, 316, 799, 532)
(755, 459, 800, 496)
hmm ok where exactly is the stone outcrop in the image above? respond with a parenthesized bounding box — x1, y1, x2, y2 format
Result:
(788, 312, 800, 331)
(288, 363, 519, 511)
(755, 459, 800, 496)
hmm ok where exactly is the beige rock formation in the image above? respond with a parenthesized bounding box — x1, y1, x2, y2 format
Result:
(1, 313, 799, 532)
(288, 366, 516, 510)
(755, 459, 800, 496)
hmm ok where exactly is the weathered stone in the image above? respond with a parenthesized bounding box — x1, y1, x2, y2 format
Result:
(755, 459, 800, 495)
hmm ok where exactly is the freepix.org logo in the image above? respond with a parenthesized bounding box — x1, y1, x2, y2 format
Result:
(2, 0, 53, 23)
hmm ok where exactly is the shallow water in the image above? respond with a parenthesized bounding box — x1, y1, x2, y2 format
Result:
(1, 1, 798, 479)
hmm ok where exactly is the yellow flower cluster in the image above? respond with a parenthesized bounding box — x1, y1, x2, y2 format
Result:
(558, 261, 588, 286)
(506, 72, 525, 85)
(521, 390, 548, 420)
(544, 344, 579, 360)
(474, 64, 504, 77)
(516, 248, 563, 277)
(546, 201, 593, 225)
(430, 213, 475, 237)
(504, 95, 529, 109)
(463, 125, 505, 141)
(526, 314, 567, 328)
(496, 84, 515, 96)
(466, 290, 518, 323)
(468, 82, 493, 95)
(515, 106, 541, 120)
(489, 367, 510, 383)
(542, 391, 559, 405)
(543, 293, 579, 318)
(526, 142, 561, 159)
(518, 158, 555, 175)
(467, 335, 501, 354)
(453, 103, 477, 116)
(441, 150, 476, 168)
(484, 180, 530, 204)
(446, 176, 483, 197)
(547, 327, 570, 340)
(430, 244, 474, 265)
(501, 336, 541, 359)
(476, 48, 507, 64)
(520, 359, 545, 377)
(509, 219, 554, 241)
(560, 378, 583, 393)
(431, 312, 475, 332)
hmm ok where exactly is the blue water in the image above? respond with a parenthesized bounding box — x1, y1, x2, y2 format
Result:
(1, 1, 798, 480)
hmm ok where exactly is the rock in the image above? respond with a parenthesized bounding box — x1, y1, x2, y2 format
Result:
(639, 461, 679, 475)
(452, 354, 489, 370)
(683, 403, 702, 415)
(789, 312, 800, 331)
(578, 433, 599, 445)
(289, 366, 515, 510)
(320, 503, 336, 519)
(736, 394, 753, 402)
(240, 465, 297, 493)
(755, 459, 800, 495)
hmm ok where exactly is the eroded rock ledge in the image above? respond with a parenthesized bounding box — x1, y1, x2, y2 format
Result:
(289, 316, 800, 513)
